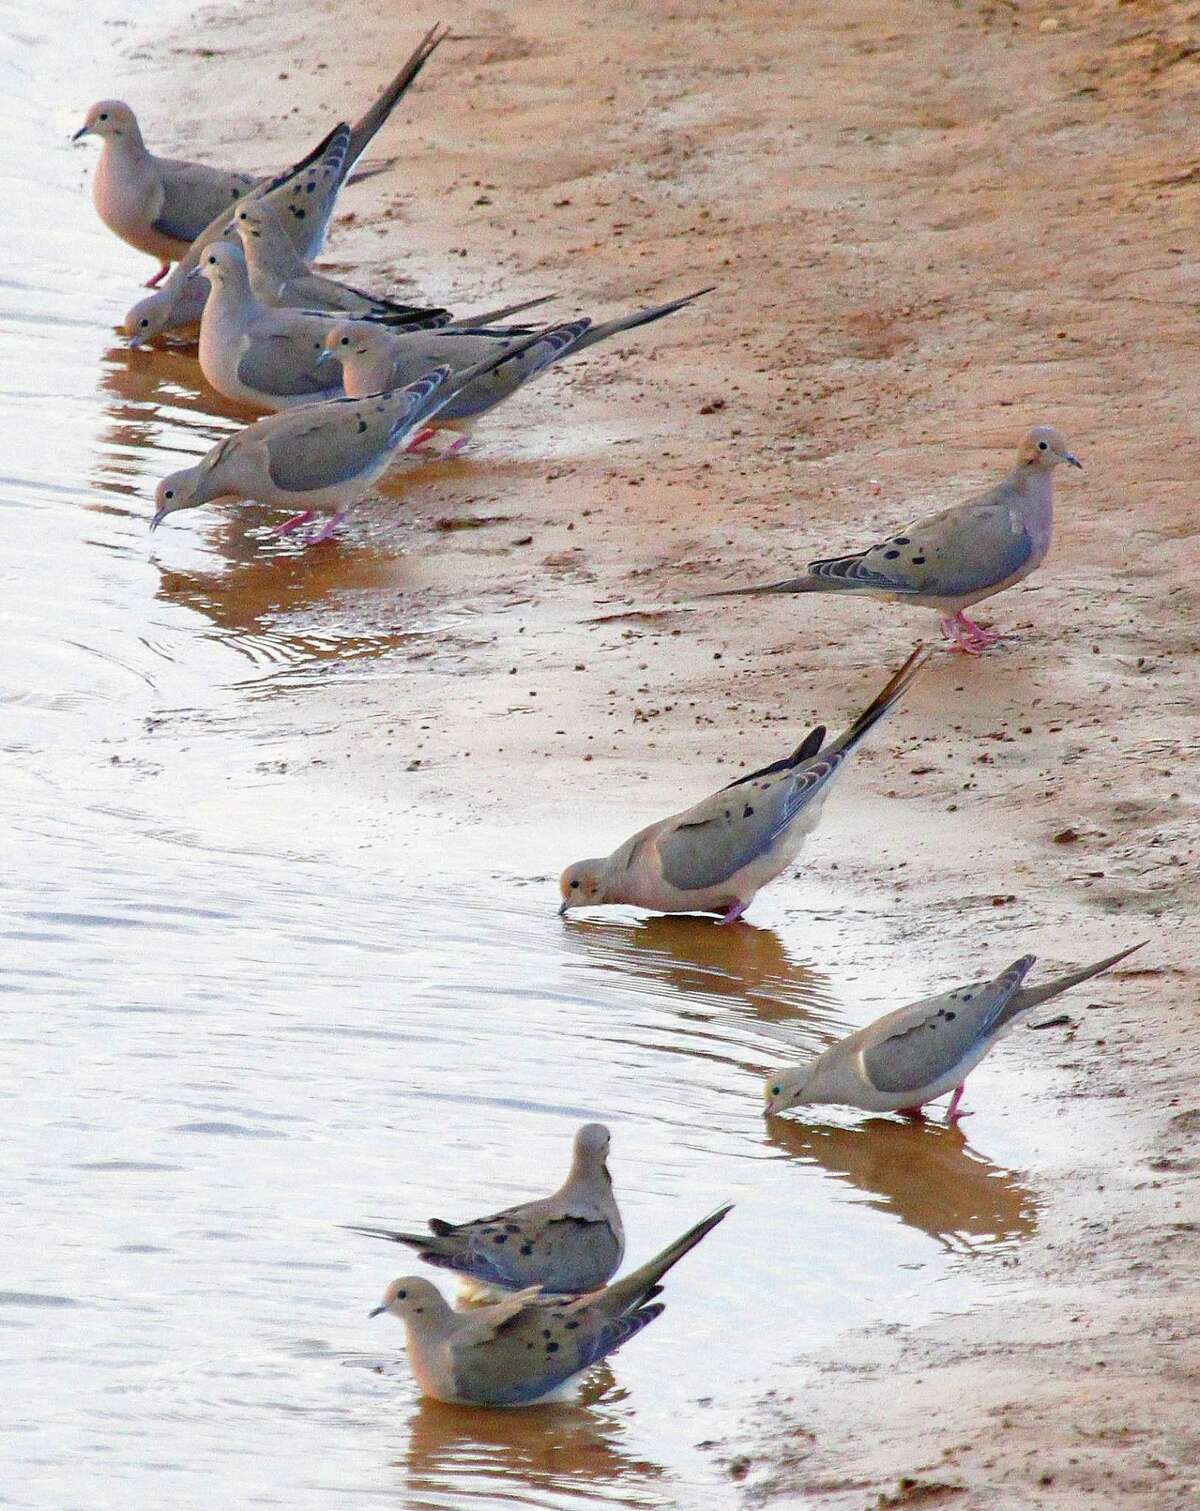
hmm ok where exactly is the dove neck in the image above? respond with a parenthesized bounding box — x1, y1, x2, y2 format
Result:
(1009, 464, 1055, 551)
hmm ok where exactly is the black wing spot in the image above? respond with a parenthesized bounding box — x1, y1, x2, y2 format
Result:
(743, 805, 754, 818)
(884, 549, 900, 560)
(493, 1234, 508, 1244)
(912, 556, 926, 565)
(894, 536, 910, 545)
(545, 1341, 560, 1354)
(519, 1243, 533, 1256)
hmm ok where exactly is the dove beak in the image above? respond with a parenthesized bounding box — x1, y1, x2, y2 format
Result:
(557, 899, 570, 917)
(316, 348, 335, 368)
(368, 1303, 388, 1319)
(149, 508, 166, 533)
(185, 268, 205, 286)
(1063, 451, 1083, 469)
(71, 125, 90, 142)
(129, 334, 146, 350)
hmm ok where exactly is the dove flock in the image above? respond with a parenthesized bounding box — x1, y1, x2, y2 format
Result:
(72, 19, 1148, 1413)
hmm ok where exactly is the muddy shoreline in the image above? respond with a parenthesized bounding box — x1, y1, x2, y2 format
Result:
(122, 0, 1199, 1504)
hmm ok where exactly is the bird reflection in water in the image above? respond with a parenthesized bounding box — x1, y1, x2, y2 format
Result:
(396, 1369, 666, 1509)
(764, 1113, 1038, 1256)
(561, 914, 836, 1023)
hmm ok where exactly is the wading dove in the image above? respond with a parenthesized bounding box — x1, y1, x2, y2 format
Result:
(703, 427, 1082, 654)
(764, 942, 1145, 1124)
(559, 645, 927, 923)
(368, 1204, 732, 1406)
(322, 287, 713, 454)
(75, 26, 445, 286)
(150, 320, 585, 543)
(344, 1123, 624, 1300)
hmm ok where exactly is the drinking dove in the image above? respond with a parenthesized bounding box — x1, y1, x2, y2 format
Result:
(559, 645, 926, 923)
(75, 26, 445, 286)
(703, 427, 1082, 654)
(322, 287, 714, 454)
(764, 942, 1145, 1124)
(150, 321, 584, 543)
(344, 1123, 623, 1300)
(368, 1204, 732, 1406)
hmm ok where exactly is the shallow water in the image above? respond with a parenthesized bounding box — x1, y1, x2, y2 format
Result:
(4, 7, 1054, 1508)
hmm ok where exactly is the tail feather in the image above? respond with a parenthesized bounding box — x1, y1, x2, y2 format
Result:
(1003, 941, 1147, 1021)
(573, 286, 714, 354)
(829, 644, 927, 757)
(698, 574, 825, 600)
(724, 724, 825, 791)
(446, 294, 557, 330)
(340, 1222, 450, 1253)
(596, 1204, 732, 1317)
(346, 25, 448, 170)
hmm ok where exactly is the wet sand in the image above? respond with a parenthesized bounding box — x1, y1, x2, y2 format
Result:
(64, 0, 1199, 1504)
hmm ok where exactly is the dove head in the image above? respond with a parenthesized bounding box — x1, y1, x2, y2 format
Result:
(572, 1122, 612, 1172)
(191, 240, 248, 291)
(323, 321, 387, 360)
(125, 289, 173, 345)
(763, 1064, 820, 1116)
(151, 466, 207, 531)
(369, 1277, 453, 1326)
(558, 860, 611, 915)
(1017, 426, 1081, 472)
(73, 100, 141, 145)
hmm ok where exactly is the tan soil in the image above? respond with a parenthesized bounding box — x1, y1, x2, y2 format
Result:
(142, 0, 1198, 1504)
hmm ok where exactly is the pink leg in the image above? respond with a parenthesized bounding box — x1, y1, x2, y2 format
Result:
(441, 434, 469, 458)
(898, 1105, 927, 1122)
(144, 262, 171, 288)
(403, 426, 437, 454)
(269, 510, 314, 538)
(306, 510, 348, 546)
(940, 611, 1013, 656)
(717, 900, 747, 925)
(945, 1083, 972, 1125)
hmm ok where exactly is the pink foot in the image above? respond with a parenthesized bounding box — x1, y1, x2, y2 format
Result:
(270, 510, 314, 538)
(306, 510, 348, 546)
(717, 900, 748, 925)
(939, 611, 1014, 655)
(403, 426, 437, 455)
(898, 1105, 927, 1122)
(441, 434, 469, 458)
(144, 263, 170, 289)
(945, 1083, 972, 1125)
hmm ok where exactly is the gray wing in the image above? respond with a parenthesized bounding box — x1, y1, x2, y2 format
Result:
(428, 1214, 621, 1293)
(859, 957, 1034, 1095)
(435, 321, 588, 422)
(152, 158, 259, 244)
(810, 491, 1034, 599)
(263, 404, 388, 493)
(656, 747, 852, 892)
(236, 330, 338, 400)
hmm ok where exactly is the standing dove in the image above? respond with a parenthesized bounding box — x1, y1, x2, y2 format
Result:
(368, 1204, 732, 1406)
(150, 321, 583, 543)
(75, 26, 444, 286)
(703, 427, 1082, 654)
(344, 1123, 623, 1300)
(559, 645, 926, 923)
(322, 287, 713, 454)
(764, 942, 1145, 1124)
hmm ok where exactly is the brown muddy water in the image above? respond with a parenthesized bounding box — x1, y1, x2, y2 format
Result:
(3, 6, 1075, 1508)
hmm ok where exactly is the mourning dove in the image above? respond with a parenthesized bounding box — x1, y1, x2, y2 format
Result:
(344, 1124, 624, 1300)
(764, 942, 1145, 1123)
(75, 26, 444, 286)
(322, 287, 713, 454)
(559, 645, 927, 923)
(703, 427, 1082, 654)
(150, 321, 583, 543)
(369, 1204, 732, 1406)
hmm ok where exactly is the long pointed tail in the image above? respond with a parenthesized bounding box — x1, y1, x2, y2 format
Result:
(340, 1222, 441, 1252)
(698, 573, 824, 599)
(573, 286, 714, 354)
(446, 295, 557, 330)
(828, 644, 928, 757)
(1005, 941, 1147, 1019)
(599, 1204, 732, 1316)
(346, 25, 448, 170)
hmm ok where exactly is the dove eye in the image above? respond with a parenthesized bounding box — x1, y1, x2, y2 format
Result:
(770, 1084, 781, 1096)
(340, 337, 350, 346)
(164, 490, 174, 500)
(139, 319, 149, 328)
(99, 112, 109, 121)
(1037, 440, 1048, 451)
(570, 880, 580, 890)
(395, 1289, 407, 1300)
